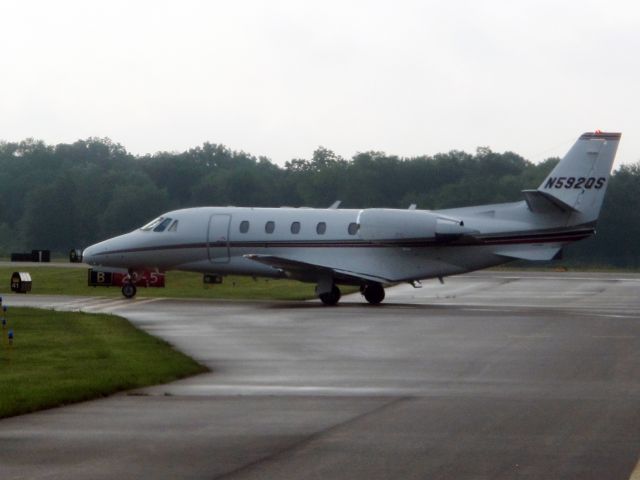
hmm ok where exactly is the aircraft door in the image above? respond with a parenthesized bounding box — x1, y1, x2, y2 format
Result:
(207, 214, 231, 263)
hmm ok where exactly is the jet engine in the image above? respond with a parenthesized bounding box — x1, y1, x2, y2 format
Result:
(357, 209, 475, 242)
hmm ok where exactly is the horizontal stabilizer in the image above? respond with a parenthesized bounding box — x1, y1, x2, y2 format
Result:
(494, 245, 562, 261)
(521, 190, 578, 213)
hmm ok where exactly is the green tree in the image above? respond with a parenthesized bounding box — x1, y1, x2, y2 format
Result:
(99, 183, 171, 238)
(0, 135, 635, 269)
(20, 175, 78, 251)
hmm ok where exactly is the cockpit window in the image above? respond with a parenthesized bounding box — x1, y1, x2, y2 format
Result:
(153, 218, 173, 232)
(140, 217, 164, 231)
(140, 216, 176, 232)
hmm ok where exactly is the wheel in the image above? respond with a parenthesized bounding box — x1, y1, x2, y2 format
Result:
(122, 283, 137, 299)
(363, 283, 385, 304)
(319, 285, 341, 306)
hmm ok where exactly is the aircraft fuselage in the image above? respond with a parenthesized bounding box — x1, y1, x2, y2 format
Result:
(82, 132, 620, 304)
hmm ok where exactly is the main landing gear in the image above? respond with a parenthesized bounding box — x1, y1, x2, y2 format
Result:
(319, 285, 341, 306)
(316, 282, 386, 306)
(361, 282, 385, 305)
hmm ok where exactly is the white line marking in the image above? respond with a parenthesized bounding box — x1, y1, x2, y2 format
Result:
(507, 335, 551, 339)
(144, 384, 420, 397)
(81, 297, 161, 312)
(468, 274, 640, 283)
(591, 335, 636, 339)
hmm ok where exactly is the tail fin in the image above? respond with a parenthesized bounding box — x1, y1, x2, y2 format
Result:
(535, 131, 620, 222)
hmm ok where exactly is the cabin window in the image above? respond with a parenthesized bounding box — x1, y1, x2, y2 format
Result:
(348, 222, 359, 235)
(291, 221, 301, 234)
(239, 220, 250, 233)
(265, 221, 275, 234)
(316, 222, 326, 235)
(168, 220, 179, 232)
(153, 218, 173, 232)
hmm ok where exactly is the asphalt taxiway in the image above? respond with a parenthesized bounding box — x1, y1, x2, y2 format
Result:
(1, 271, 639, 479)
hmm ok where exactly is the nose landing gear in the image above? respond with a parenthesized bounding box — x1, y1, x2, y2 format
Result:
(122, 283, 137, 299)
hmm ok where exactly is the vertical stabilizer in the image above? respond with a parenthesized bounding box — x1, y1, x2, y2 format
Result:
(537, 132, 620, 223)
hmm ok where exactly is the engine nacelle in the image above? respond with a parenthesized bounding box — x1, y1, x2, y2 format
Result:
(357, 209, 474, 242)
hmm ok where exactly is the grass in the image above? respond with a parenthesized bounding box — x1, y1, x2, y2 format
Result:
(0, 267, 358, 419)
(0, 307, 208, 419)
(0, 266, 341, 300)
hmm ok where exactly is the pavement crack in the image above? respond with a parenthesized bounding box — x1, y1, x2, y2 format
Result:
(210, 396, 411, 480)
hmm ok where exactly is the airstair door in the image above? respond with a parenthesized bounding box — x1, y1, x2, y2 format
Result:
(207, 214, 231, 263)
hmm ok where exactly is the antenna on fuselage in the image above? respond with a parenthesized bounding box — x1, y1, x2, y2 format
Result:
(328, 200, 341, 209)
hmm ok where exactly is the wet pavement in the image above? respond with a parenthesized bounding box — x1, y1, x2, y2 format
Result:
(1, 271, 639, 479)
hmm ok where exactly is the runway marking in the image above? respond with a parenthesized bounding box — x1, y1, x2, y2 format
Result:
(80, 299, 134, 311)
(507, 334, 551, 339)
(590, 313, 640, 319)
(462, 307, 521, 313)
(592, 335, 636, 339)
(145, 384, 421, 397)
(468, 274, 640, 283)
(432, 303, 640, 318)
(629, 456, 640, 480)
(125, 298, 164, 308)
(56, 297, 111, 310)
(81, 297, 162, 312)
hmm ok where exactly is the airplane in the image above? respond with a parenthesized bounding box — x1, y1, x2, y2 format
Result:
(82, 131, 620, 305)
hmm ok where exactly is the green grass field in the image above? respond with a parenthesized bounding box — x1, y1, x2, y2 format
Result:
(0, 266, 360, 418)
(0, 307, 208, 419)
(0, 266, 357, 418)
(0, 266, 330, 300)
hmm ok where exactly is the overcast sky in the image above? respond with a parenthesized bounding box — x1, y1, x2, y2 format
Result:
(1, 0, 638, 166)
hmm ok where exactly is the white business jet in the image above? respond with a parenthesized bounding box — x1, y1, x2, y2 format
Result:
(82, 132, 620, 305)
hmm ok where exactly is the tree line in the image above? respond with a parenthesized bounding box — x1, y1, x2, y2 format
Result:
(0, 137, 637, 268)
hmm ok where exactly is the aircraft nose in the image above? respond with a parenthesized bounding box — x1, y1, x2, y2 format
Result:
(82, 245, 99, 265)
(82, 234, 134, 268)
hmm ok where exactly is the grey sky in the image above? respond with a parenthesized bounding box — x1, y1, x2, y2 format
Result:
(1, 0, 638, 166)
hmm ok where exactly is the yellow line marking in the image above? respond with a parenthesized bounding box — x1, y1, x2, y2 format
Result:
(629, 456, 640, 480)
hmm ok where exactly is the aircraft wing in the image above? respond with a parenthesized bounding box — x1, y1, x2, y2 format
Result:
(243, 254, 392, 284)
(493, 245, 562, 261)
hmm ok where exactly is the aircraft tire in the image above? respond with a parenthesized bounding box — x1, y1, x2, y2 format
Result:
(319, 285, 341, 306)
(122, 283, 137, 299)
(363, 283, 385, 304)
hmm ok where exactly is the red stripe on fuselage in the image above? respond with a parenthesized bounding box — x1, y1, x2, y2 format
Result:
(91, 228, 594, 256)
